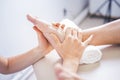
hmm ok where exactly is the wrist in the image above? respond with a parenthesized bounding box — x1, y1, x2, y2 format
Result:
(35, 45, 53, 56)
(63, 58, 80, 73)
(33, 47, 44, 57)
(63, 58, 80, 66)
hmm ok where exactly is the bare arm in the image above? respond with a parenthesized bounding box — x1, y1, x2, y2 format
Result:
(0, 47, 44, 74)
(82, 19, 120, 45)
(27, 15, 120, 46)
(0, 26, 52, 74)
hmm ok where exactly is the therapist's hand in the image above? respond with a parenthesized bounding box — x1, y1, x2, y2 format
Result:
(33, 26, 53, 56)
(49, 27, 92, 61)
(48, 27, 93, 72)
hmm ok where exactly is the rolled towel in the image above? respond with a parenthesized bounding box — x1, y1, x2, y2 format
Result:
(80, 45, 102, 64)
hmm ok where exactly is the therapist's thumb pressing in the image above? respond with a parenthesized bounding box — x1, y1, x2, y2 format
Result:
(50, 33, 61, 46)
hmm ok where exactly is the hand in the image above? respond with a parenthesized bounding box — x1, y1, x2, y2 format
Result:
(27, 14, 58, 34)
(47, 27, 93, 72)
(33, 26, 53, 56)
(54, 63, 81, 80)
(27, 14, 65, 42)
(48, 27, 93, 61)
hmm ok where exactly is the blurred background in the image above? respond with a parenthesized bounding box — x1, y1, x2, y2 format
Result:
(0, 0, 120, 80)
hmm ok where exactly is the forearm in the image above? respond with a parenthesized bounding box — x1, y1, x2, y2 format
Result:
(63, 59, 79, 73)
(82, 19, 120, 45)
(1, 46, 50, 74)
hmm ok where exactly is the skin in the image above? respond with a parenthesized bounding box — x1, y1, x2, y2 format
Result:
(82, 19, 120, 45)
(27, 14, 66, 43)
(1, 14, 119, 80)
(0, 26, 52, 74)
(54, 63, 81, 80)
(27, 14, 120, 46)
(26, 14, 120, 80)
(48, 27, 92, 73)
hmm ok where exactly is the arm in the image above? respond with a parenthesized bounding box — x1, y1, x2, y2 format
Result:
(82, 19, 120, 45)
(0, 26, 52, 74)
(26, 15, 92, 72)
(0, 47, 44, 74)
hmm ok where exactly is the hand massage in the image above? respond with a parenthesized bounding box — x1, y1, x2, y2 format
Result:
(0, 14, 120, 80)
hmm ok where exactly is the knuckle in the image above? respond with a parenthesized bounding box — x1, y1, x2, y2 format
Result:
(66, 35, 72, 40)
(73, 38, 78, 42)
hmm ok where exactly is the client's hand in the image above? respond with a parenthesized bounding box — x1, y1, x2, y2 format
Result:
(33, 26, 53, 57)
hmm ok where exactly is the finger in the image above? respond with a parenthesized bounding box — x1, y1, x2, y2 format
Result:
(27, 14, 49, 32)
(83, 35, 93, 46)
(33, 26, 47, 43)
(57, 24, 65, 33)
(72, 28, 78, 39)
(27, 14, 39, 25)
(52, 22, 60, 27)
(33, 26, 43, 36)
(78, 29, 82, 42)
(65, 27, 72, 38)
(52, 22, 60, 29)
(33, 26, 40, 33)
(59, 24, 65, 30)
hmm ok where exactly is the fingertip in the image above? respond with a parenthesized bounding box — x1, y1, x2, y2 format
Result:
(52, 22, 61, 29)
(60, 24, 65, 29)
(26, 14, 37, 25)
(26, 14, 29, 18)
(56, 22, 60, 26)
(33, 26, 36, 29)
(26, 14, 32, 20)
(33, 26, 42, 35)
(33, 26, 38, 31)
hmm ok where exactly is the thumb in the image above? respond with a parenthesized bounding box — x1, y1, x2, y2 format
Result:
(33, 26, 43, 37)
(33, 26, 47, 44)
(27, 14, 38, 25)
(49, 33, 61, 47)
(83, 35, 93, 46)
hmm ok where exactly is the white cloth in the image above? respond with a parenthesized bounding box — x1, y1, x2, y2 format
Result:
(80, 45, 102, 64)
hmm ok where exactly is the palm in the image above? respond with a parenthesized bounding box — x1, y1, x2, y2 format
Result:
(33, 26, 52, 54)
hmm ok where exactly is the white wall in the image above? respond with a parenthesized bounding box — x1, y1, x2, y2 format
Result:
(0, 0, 88, 57)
